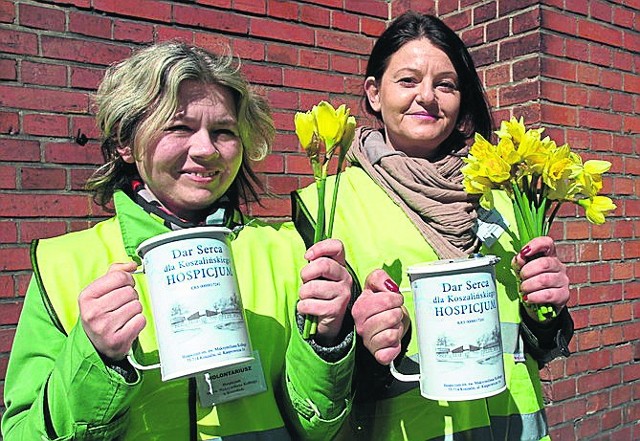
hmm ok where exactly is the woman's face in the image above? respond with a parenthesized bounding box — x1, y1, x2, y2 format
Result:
(365, 38, 461, 159)
(120, 80, 243, 222)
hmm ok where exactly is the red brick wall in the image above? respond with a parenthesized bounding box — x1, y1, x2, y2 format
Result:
(1, 1, 638, 439)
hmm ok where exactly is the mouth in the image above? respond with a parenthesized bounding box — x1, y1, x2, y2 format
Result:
(182, 170, 221, 181)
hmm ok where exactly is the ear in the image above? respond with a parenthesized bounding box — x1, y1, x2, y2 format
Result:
(364, 76, 381, 113)
(116, 145, 135, 164)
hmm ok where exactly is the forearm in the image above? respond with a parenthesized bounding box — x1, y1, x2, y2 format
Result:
(2, 280, 140, 440)
(281, 315, 355, 440)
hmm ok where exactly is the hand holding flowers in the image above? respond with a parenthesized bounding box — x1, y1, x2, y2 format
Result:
(295, 101, 356, 338)
(462, 117, 616, 321)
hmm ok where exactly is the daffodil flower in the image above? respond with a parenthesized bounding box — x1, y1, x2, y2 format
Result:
(462, 118, 616, 321)
(578, 196, 616, 224)
(294, 101, 354, 338)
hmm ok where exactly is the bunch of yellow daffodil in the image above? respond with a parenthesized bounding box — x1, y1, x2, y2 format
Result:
(294, 101, 356, 337)
(462, 117, 616, 320)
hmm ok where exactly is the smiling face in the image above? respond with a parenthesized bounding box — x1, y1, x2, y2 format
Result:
(118, 80, 243, 222)
(365, 38, 462, 159)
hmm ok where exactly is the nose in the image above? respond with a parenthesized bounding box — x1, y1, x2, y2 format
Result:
(415, 81, 436, 106)
(189, 128, 220, 159)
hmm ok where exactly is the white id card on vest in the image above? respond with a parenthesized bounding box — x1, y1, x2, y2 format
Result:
(474, 207, 509, 248)
(196, 351, 267, 407)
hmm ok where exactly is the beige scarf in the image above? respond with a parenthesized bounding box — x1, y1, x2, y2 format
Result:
(347, 127, 480, 259)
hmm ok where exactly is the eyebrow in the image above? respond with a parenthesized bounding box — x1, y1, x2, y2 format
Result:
(172, 113, 238, 126)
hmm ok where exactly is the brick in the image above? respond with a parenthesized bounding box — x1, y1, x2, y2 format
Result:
(585, 390, 611, 415)
(575, 416, 600, 439)
(266, 43, 298, 65)
(577, 368, 622, 394)
(70, 167, 96, 190)
(71, 116, 100, 141)
(44, 142, 103, 165)
(71, 66, 105, 90)
(332, 11, 359, 33)
(232, 0, 265, 14)
(460, 26, 484, 48)
(265, 175, 299, 195)
(23, 113, 68, 137)
(0, 165, 15, 189)
(315, 29, 373, 55)
(42, 36, 131, 66)
(0, 301, 21, 325)
(267, 0, 298, 21)
(499, 81, 538, 106)
(473, 1, 496, 25)
(0, 57, 16, 81)
(251, 154, 284, 174)
(230, 39, 263, 62)
(541, 56, 577, 82)
(19, 3, 65, 31)
(0, 111, 19, 135)
(94, 0, 171, 22)
(0, 139, 40, 161)
(541, 9, 577, 34)
(344, 0, 387, 18)
(612, 344, 634, 365)
(541, 103, 577, 127)
(300, 4, 330, 27)
(114, 20, 154, 44)
(589, 262, 612, 283)
(512, 57, 540, 81)
(266, 89, 298, 110)
(0, 328, 17, 352)
(0, 85, 88, 113)
(589, 305, 612, 326)
(242, 63, 283, 86)
(157, 26, 194, 44)
(360, 16, 386, 37)
(21, 167, 67, 190)
(300, 49, 329, 70)
(284, 68, 344, 93)
(443, 10, 472, 32)
(175, 5, 249, 33)
(247, 196, 289, 218)
(0, 193, 91, 217)
(22, 61, 67, 87)
(0, 28, 38, 56)
(0, 246, 30, 271)
(272, 132, 299, 153)
(251, 17, 313, 45)
(68, 11, 111, 39)
(577, 19, 623, 47)
(0, 0, 15, 23)
(21, 220, 67, 242)
(331, 54, 360, 75)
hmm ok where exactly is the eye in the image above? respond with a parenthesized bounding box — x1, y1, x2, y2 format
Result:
(165, 124, 191, 133)
(436, 80, 459, 92)
(397, 76, 419, 86)
(211, 128, 239, 142)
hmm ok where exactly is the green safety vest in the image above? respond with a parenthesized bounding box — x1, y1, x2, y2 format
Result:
(295, 166, 550, 441)
(22, 191, 316, 440)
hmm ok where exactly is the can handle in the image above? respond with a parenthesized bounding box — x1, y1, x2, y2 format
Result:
(389, 359, 420, 383)
(127, 349, 160, 371)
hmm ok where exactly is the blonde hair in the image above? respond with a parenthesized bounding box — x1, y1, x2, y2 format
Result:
(87, 41, 274, 209)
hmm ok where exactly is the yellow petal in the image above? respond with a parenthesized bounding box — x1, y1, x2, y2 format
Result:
(314, 101, 342, 148)
(294, 111, 316, 149)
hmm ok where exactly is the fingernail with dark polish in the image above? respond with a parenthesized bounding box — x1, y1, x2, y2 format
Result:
(522, 295, 528, 302)
(520, 245, 531, 257)
(384, 279, 400, 293)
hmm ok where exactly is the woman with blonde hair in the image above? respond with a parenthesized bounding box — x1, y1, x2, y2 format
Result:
(3, 41, 354, 441)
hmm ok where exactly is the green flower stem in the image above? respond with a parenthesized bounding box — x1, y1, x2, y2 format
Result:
(326, 153, 346, 239)
(511, 183, 557, 322)
(303, 177, 327, 339)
